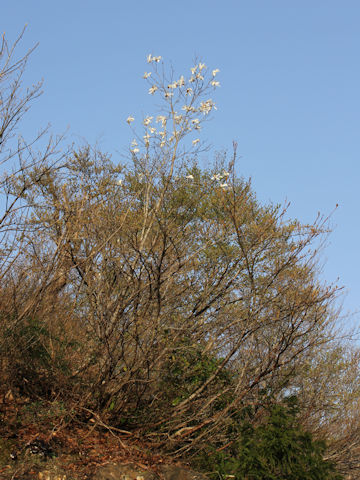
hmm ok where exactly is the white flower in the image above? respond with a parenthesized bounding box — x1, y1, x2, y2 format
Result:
(167, 82, 178, 89)
(190, 66, 197, 75)
(222, 170, 230, 177)
(198, 62, 206, 71)
(192, 119, 201, 130)
(182, 105, 196, 112)
(220, 183, 229, 189)
(156, 115, 167, 126)
(147, 54, 161, 63)
(126, 116, 135, 124)
(143, 133, 151, 145)
(160, 140, 166, 148)
(185, 174, 194, 179)
(149, 127, 157, 134)
(199, 99, 216, 115)
(212, 69, 220, 76)
(192, 139, 200, 145)
(149, 85, 158, 95)
(211, 173, 221, 181)
(186, 87, 193, 95)
(189, 76, 196, 83)
(178, 75, 185, 86)
(196, 73, 204, 81)
(174, 114, 183, 124)
(211, 81, 220, 87)
(131, 148, 139, 154)
(118, 179, 123, 186)
(164, 91, 174, 98)
(143, 116, 153, 126)
(143, 72, 151, 79)
(131, 139, 138, 146)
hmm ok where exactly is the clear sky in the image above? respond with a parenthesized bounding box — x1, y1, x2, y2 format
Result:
(2, 1, 359, 324)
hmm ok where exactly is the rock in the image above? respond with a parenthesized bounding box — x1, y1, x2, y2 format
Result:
(93, 463, 207, 480)
(158, 465, 207, 480)
(92, 463, 156, 480)
(38, 473, 67, 480)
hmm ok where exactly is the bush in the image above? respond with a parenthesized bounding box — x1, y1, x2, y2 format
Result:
(195, 397, 342, 480)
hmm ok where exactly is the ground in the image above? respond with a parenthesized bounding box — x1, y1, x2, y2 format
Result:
(0, 391, 172, 480)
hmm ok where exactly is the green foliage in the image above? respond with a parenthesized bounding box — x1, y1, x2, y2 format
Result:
(159, 337, 232, 408)
(195, 397, 342, 480)
(2, 315, 76, 397)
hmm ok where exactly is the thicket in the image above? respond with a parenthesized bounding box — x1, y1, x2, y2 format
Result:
(195, 397, 342, 480)
(1, 32, 360, 479)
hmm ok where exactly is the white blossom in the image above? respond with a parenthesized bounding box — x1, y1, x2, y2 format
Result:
(190, 66, 197, 75)
(186, 174, 194, 179)
(199, 99, 216, 115)
(143, 116, 153, 126)
(131, 139, 138, 146)
(148, 85, 158, 95)
(211, 173, 222, 181)
(164, 91, 174, 98)
(126, 116, 135, 124)
(212, 69, 220, 76)
(178, 75, 185, 86)
(147, 54, 162, 63)
(143, 133, 151, 146)
(211, 81, 220, 87)
(131, 148, 139, 154)
(186, 87, 193, 95)
(198, 62, 206, 71)
(220, 183, 229, 189)
(143, 72, 151, 79)
(192, 139, 200, 145)
(192, 118, 201, 130)
(156, 115, 167, 126)
(182, 105, 196, 112)
(149, 126, 157, 134)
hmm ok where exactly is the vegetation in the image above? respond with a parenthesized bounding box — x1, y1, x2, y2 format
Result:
(1, 31, 359, 479)
(195, 397, 342, 480)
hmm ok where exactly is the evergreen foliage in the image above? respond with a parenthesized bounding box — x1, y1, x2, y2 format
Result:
(195, 397, 342, 480)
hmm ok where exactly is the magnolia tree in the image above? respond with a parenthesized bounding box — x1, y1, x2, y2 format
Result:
(2, 52, 357, 466)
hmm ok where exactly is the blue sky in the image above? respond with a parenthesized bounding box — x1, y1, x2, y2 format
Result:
(3, 1, 359, 324)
